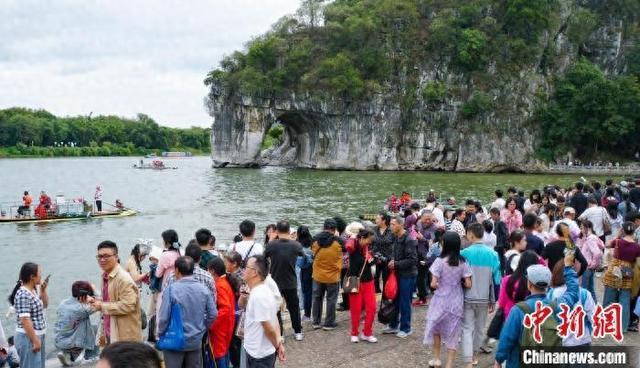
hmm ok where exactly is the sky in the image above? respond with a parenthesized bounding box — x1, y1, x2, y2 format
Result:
(0, 0, 301, 128)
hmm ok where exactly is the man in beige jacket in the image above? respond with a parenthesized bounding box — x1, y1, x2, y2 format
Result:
(91, 240, 142, 344)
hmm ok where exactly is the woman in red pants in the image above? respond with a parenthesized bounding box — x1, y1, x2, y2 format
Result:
(346, 228, 378, 343)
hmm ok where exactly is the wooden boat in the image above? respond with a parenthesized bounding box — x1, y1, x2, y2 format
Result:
(133, 164, 177, 170)
(0, 209, 137, 224)
(133, 159, 177, 170)
(162, 151, 192, 157)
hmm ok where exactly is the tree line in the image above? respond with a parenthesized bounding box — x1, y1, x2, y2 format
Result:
(0, 108, 211, 157)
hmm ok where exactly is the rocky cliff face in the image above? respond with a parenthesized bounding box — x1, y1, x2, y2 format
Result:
(207, 5, 635, 172)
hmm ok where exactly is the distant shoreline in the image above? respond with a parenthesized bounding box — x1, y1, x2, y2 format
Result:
(0, 146, 210, 159)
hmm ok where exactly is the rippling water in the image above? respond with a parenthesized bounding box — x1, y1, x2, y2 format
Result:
(0, 156, 615, 347)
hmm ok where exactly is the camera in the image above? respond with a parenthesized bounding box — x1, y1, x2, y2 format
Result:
(373, 252, 388, 263)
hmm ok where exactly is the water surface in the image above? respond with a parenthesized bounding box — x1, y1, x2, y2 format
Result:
(0, 156, 615, 347)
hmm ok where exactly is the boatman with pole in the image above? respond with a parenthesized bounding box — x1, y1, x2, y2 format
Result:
(95, 185, 103, 212)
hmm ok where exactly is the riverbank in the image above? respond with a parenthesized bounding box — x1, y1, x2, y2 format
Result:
(0, 146, 210, 158)
(218, 162, 640, 177)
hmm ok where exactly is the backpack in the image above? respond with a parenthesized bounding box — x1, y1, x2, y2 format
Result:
(517, 300, 562, 347)
(234, 242, 256, 269)
(546, 288, 592, 334)
(505, 253, 518, 275)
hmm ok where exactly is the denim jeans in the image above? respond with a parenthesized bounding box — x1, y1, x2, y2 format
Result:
(603, 286, 631, 332)
(389, 275, 416, 333)
(300, 267, 313, 318)
(15, 333, 45, 368)
(581, 269, 597, 303)
(216, 353, 230, 368)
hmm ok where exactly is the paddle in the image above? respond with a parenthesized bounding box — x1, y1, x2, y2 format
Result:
(104, 202, 133, 212)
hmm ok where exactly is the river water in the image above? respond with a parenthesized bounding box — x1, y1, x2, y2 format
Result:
(0, 156, 615, 348)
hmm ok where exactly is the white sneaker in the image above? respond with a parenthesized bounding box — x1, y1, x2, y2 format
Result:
(382, 326, 399, 334)
(359, 334, 378, 343)
(350, 335, 359, 343)
(294, 333, 304, 341)
(57, 352, 73, 367)
(83, 355, 100, 364)
(396, 330, 413, 338)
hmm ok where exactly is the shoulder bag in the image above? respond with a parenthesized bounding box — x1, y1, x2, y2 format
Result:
(156, 286, 186, 351)
(342, 253, 367, 293)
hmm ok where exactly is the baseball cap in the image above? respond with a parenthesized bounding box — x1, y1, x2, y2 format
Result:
(526, 265, 552, 288)
(563, 207, 576, 214)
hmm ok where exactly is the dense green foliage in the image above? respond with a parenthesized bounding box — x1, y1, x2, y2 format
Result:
(206, 0, 639, 162)
(0, 108, 210, 157)
(261, 124, 285, 151)
(206, 0, 562, 98)
(537, 59, 640, 160)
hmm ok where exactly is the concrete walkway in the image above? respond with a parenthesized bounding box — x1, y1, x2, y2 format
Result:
(46, 278, 640, 368)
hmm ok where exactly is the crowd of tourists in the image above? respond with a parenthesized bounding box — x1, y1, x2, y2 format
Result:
(3, 178, 640, 368)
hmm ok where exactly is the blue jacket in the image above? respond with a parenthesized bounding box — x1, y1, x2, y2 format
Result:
(495, 266, 580, 368)
(158, 276, 217, 351)
(461, 243, 501, 303)
(54, 297, 97, 351)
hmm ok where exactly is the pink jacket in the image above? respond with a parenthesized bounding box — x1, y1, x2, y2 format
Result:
(498, 276, 520, 318)
(156, 250, 180, 288)
(500, 209, 523, 234)
(576, 234, 604, 269)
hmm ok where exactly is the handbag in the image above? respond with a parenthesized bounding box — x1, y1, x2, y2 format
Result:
(343, 254, 367, 294)
(156, 286, 186, 351)
(486, 307, 505, 339)
(384, 270, 398, 300)
(621, 266, 634, 279)
(377, 298, 398, 324)
(202, 331, 217, 368)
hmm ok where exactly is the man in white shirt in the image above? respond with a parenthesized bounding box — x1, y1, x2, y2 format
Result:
(243, 255, 285, 368)
(553, 207, 581, 241)
(420, 197, 445, 225)
(577, 197, 607, 239)
(491, 189, 506, 211)
(233, 220, 264, 267)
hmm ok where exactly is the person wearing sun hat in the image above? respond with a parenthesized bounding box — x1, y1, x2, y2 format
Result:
(495, 252, 580, 368)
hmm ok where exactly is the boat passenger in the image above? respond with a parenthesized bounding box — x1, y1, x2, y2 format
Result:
(39, 191, 51, 210)
(17, 191, 33, 217)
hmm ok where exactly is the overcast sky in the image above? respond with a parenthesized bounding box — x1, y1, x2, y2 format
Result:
(0, 0, 300, 128)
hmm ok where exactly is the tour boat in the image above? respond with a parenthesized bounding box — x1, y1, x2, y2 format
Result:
(0, 209, 137, 224)
(132, 160, 177, 170)
(161, 151, 192, 158)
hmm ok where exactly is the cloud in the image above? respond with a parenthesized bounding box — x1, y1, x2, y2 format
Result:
(0, 0, 301, 128)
